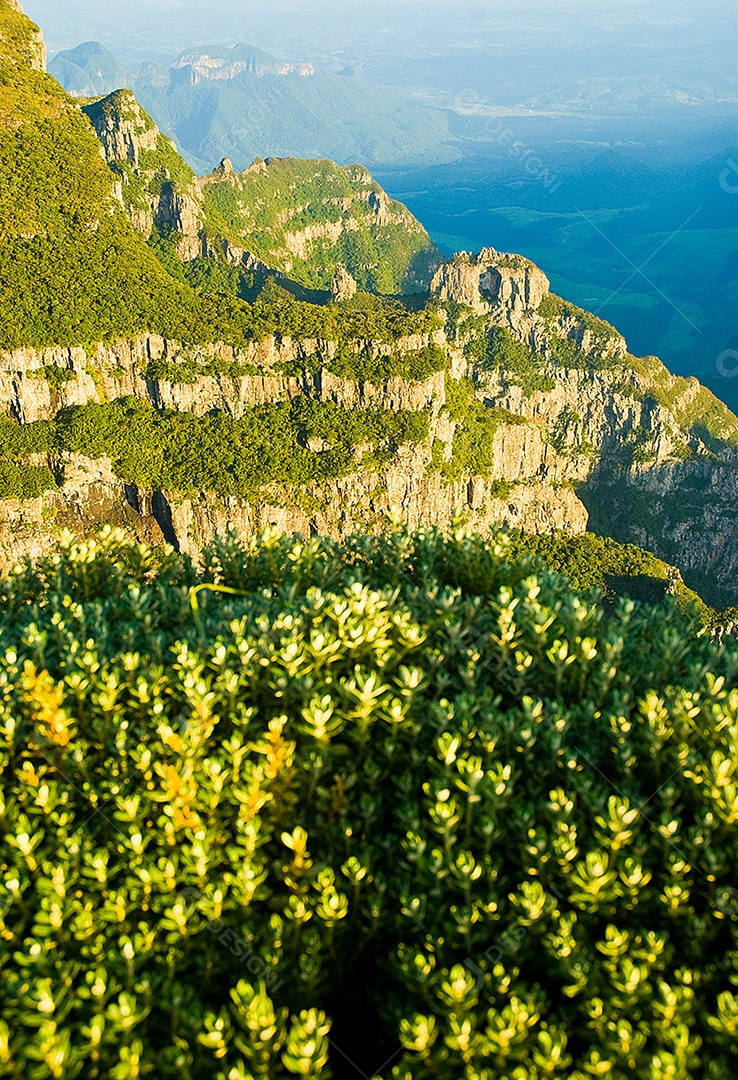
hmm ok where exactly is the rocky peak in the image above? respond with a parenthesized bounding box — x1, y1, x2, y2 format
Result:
(82, 89, 159, 167)
(431, 249, 550, 321)
(215, 157, 235, 179)
(331, 266, 358, 303)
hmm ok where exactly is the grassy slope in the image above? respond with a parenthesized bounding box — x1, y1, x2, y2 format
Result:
(0, 4, 202, 349)
(202, 157, 439, 294)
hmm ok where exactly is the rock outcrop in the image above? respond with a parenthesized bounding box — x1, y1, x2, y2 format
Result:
(83, 89, 160, 166)
(82, 90, 206, 258)
(331, 266, 358, 303)
(431, 248, 550, 327)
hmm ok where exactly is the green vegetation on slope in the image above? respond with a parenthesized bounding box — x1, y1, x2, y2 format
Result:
(324, 342, 447, 383)
(0, 12, 443, 353)
(0, 97, 198, 347)
(0, 397, 430, 498)
(0, 528, 736, 1077)
(456, 311, 556, 395)
(538, 293, 622, 354)
(434, 375, 525, 482)
(505, 529, 708, 613)
(202, 157, 440, 295)
(0, 0, 52, 122)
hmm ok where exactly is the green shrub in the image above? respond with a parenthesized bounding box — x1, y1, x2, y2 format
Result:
(0, 461, 57, 499)
(327, 343, 448, 383)
(0, 527, 736, 1079)
(477, 327, 556, 395)
(27, 365, 77, 391)
(6, 397, 429, 498)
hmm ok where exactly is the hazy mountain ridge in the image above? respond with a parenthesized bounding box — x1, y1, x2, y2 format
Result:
(49, 39, 459, 171)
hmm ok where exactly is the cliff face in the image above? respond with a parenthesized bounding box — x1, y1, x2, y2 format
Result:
(171, 46, 315, 85)
(81, 90, 442, 295)
(0, 451, 586, 567)
(3, 5, 738, 606)
(0, 316, 588, 563)
(2, 244, 738, 606)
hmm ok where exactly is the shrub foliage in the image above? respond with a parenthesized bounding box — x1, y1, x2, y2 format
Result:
(0, 527, 736, 1079)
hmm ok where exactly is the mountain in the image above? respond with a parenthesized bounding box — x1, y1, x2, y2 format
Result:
(78, 88, 442, 296)
(3, 0, 738, 615)
(198, 156, 442, 296)
(47, 39, 127, 98)
(49, 40, 459, 171)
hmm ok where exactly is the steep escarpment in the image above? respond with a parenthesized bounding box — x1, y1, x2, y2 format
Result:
(3, 0, 738, 609)
(82, 89, 442, 295)
(433, 250, 738, 605)
(0, 323, 588, 562)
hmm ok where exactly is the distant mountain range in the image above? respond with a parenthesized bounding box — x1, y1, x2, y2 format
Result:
(49, 40, 459, 172)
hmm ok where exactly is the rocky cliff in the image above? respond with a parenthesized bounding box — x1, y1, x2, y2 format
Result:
(3, 0, 738, 609)
(0, 314, 588, 564)
(2, 246, 738, 606)
(81, 90, 442, 295)
(171, 45, 315, 86)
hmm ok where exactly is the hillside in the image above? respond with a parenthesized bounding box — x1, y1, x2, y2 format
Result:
(2, 0, 738, 613)
(0, 4, 208, 350)
(49, 39, 459, 171)
(80, 89, 442, 296)
(200, 156, 441, 295)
